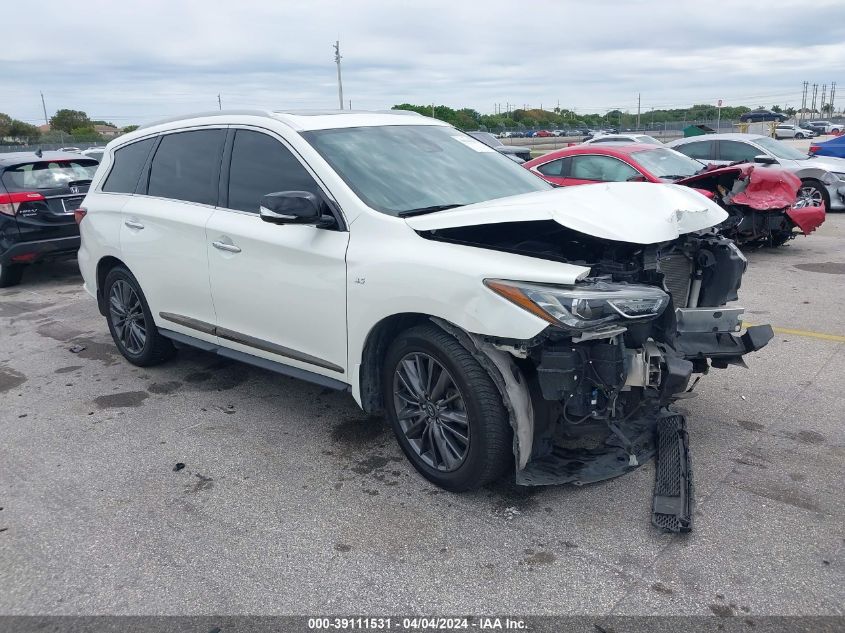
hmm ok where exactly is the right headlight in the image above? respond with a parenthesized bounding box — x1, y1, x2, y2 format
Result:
(484, 279, 670, 330)
(830, 172, 845, 182)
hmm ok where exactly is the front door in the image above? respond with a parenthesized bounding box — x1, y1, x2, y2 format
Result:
(205, 128, 349, 379)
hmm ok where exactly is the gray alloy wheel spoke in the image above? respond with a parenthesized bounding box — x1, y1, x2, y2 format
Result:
(439, 408, 468, 427)
(392, 351, 470, 473)
(399, 358, 425, 398)
(439, 420, 469, 444)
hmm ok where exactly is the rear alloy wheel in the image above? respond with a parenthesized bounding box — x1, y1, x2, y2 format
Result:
(0, 262, 24, 288)
(383, 324, 512, 492)
(795, 181, 828, 209)
(103, 266, 175, 366)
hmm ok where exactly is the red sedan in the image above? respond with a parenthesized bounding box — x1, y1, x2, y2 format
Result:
(523, 143, 825, 245)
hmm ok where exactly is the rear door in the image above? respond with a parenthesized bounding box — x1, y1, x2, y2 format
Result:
(119, 128, 225, 343)
(672, 140, 715, 164)
(715, 140, 763, 165)
(205, 127, 349, 379)
(0, 158, 97, 243)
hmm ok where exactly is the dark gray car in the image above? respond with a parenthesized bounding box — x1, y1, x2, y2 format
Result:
(467, 132, 531, 163)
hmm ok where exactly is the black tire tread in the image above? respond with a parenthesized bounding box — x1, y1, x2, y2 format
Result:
(0, 263, 24, 288)
(385, 323, 512, 491)
(103, 266, 175, 367)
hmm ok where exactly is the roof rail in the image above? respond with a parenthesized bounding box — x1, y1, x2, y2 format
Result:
(138, 110, 273, 130)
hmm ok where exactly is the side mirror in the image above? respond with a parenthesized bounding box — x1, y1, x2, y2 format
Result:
(259, 191, 336, 228)
(753, 154, 777, 165)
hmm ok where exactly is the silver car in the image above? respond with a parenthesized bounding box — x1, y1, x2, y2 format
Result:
(582, 133, 663, 145)
(773, 124, 815, 140)
(668, 133, 845, 210)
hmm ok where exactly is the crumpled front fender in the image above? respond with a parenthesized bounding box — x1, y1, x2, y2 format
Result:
(786, 205, 826, 235)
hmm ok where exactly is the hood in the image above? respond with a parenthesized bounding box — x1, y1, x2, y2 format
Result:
(405, 182, 728, 244)
(800, 155, 845, 172)
(675, 164, 800, 210)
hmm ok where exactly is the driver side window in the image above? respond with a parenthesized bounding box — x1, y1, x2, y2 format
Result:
(227, 130, 321, 213)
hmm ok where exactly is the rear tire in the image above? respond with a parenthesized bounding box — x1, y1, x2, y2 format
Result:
(0, 263, 24, 288)
(103, 266, 175, 366)
(383, 324, 512, 492)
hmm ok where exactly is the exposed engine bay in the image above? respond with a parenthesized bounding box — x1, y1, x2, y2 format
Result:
(421, 221, 773, 530)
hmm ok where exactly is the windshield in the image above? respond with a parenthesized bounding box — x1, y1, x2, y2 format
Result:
(303, 125, 550, 216)
(631, 147, 703, 178)
(754, 137, 809, 160)
(1, 159, 97, 191)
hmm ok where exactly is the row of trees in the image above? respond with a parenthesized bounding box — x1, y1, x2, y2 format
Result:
(1, 109, 138, 143)
(392, 102, 836, 131)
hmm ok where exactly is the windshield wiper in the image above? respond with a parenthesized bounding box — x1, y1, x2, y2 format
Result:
(398, 204, 464, 218)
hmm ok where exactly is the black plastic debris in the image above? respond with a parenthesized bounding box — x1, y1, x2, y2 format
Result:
(68, 345, 86, 353)
(652, 414, 694, 532)
(173, 463, 186, 472)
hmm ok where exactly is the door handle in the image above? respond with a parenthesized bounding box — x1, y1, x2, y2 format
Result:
(212, 241, 241, 253)
(124, 220, 144, 230)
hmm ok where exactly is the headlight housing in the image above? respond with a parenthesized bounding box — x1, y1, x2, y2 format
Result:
(484, 279, 670, 330)
(831, 172, 845, 182)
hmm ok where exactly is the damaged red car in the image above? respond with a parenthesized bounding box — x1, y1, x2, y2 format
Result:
(524, 144, 826, 246)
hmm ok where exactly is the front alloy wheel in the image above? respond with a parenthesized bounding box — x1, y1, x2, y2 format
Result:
(393, 352, 470, 472)
(383, 324, 512, 491)
(795, 182, 826, 209)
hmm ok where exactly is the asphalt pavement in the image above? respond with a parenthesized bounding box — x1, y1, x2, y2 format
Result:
(1, 216, 843, 618)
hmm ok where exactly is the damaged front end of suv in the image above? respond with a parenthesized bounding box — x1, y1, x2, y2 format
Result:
(407, 183, 773, 531)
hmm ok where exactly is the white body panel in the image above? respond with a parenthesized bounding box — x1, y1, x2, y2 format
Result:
(79, 110, 730, 410)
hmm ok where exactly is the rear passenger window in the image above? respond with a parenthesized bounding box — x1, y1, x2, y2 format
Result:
(227, 130, 321, 213)
(148, 130, 225, 205)
(102, 138, 155, 193)
(676, 141, 713, 160)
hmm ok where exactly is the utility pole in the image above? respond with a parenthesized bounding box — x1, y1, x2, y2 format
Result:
(820, 84, 827, 116)
(800, 81, 808, 122)
(333, 40, 344, 110)
(217, 94, 222, 110)
(811, 83, 818, 116)
(831, 82, 837, 116)
(40, 92, 49, 126)
(636, 93, 641, 130)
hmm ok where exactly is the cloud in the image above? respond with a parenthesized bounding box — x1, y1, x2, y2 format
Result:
(3, 0, 844, 124)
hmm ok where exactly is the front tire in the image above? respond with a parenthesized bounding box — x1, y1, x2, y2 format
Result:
(383, 324, 512, 492)
(796, 133, 805, 139)
(103, 266, 175, 366)
(0, 262, 24, 288)
(796, 180, 829, 210)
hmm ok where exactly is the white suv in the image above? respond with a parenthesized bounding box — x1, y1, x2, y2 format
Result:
(77, 110, 772, 495)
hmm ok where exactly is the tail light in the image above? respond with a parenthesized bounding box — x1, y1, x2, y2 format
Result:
(0, 191, 45, 216)
(74, 207, 88, 224)
(808, 146, 819, 154)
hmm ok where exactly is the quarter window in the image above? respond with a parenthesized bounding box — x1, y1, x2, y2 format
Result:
(147, 130, 225, 205)
(537, 159, 565, 177)
(102, 138, 155, 193)
(227, 130, 321, 213)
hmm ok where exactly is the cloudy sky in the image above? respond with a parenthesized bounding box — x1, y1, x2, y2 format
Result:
(3, 0, 845, 126)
